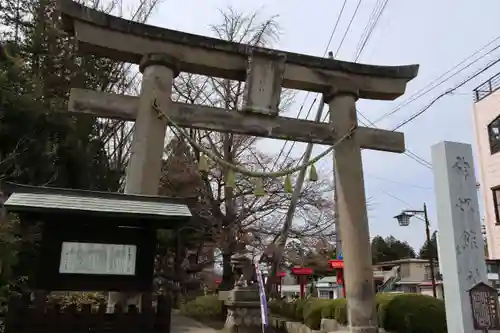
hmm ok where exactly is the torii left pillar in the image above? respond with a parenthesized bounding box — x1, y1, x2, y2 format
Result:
(108, 54, 178, 309)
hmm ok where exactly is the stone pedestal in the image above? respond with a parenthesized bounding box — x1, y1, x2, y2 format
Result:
(223, 285, 267, 333)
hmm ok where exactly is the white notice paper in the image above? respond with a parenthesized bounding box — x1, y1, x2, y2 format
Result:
(59, 242, 137, 275)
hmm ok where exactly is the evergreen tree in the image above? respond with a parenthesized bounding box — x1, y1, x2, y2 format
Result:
(371, 235, 416, 264)
(419, 231, 438, 260)
(0, 0, 160, 299)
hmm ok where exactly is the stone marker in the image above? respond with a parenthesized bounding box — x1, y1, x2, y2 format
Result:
(431, 141, 487, 333)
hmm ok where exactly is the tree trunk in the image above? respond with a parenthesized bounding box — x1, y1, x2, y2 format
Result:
(220, 251, 234, 291)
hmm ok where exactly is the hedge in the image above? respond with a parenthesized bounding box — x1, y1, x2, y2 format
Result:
(303, 299, 331, 329)
(269, 293, 446, 333)
(48, 292, 106, 309)
(380, 294, 447, 333)
(180, 293, 446, 333)
(179, 295, 224, 320)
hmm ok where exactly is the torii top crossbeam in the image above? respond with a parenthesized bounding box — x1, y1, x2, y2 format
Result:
(58, 0, 417, 101)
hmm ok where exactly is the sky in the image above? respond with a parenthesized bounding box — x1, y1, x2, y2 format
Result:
(143, 0, 500, 252)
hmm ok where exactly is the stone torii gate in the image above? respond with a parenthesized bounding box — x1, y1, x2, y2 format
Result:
(58, 1, 418, 332)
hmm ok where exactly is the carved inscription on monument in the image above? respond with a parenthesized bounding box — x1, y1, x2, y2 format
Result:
(451, 154, 485, 289)
(456, 229, 480, 256)
(59, 242, 137, 275)
(452, 156, 471, 180)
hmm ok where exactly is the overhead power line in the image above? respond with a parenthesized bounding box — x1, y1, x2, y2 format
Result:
(393, 55, 500, 131)
(353, 52, 500, 169)
(285, 0, 364, 165)
(323, 0, 348, 59)
(373, 34, 500, 125)
(357, 56, 500, 167)
(353, 0, 389, 62)
(356, 111, 433, 169)
(320, 0, 434, 171)
(271, 0, 348, 171)
(367, 173, 432, 189)
(334, 0, 363, 58)
(350, 34, 500, 170)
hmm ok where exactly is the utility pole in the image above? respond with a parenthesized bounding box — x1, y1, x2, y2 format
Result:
(265, 97, 326, 296)
(265, 53, 332, 296)
(333, 151, 342, 298)
(329, 52, 343, 300)
(423, 204, 437, 298)
(394, 204, 437, 298)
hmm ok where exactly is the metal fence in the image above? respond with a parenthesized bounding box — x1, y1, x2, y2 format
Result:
(473, 72, 500, 102)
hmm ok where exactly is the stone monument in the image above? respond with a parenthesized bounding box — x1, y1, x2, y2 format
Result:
(223, 250, 264, 333)
(431, 141, 487, 333)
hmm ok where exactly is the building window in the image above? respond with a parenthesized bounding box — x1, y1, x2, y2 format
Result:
(492, 187, 500, 224)
(488, 263, 499, 274)
(319, 290, 331, 299)
(399, 264, 409, 278)
(406, 285, 417, 293)
(489, 116, 500, 154)
(490, 279, 500, 290)
(424, 266, 441, 281)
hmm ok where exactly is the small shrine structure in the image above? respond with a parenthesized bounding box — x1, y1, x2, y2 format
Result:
(329, 259, 345, 298)
(291, 267, 313, 298)
(274, 271, 287, 296)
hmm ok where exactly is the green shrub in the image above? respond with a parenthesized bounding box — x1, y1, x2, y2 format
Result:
(303, 299, 330, 329)
(267, 299, 297, 320)
(333, 299, 348, 325)
(283, 300, 297, 320)
(316, 297, 347, 324)
(268, 299, 283, 315)
(294, 298, 310, 321)
(48, 292, 106, 309)
(318, 293, 397, 323)
(320, 299, 344, 319)
(376, 293, 399, 325)
(275, 293, 446, 333)
(380, 294, 446, 333)
(179, 295, 223, 320)
(268, 298, 322, 323)
(375, 293, 398, 307)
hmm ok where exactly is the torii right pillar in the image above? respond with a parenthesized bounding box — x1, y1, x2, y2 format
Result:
(326, 89, 377, 333)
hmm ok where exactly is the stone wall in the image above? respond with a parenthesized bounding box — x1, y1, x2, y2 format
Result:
(269, 317, 391, 333)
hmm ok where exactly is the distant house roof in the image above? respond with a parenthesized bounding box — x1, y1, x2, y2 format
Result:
(2, 182, 192, 220)
(419, 281, 443, 286)
(486, 259, 500, 264)
(281, 285, 301, 293)
(317, 276, 337, 284)
(375, 258, 429, 266)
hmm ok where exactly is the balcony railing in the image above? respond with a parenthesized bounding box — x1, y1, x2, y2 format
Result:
(473, 72, 500, 102)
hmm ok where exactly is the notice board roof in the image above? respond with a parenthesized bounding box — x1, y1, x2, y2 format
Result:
(1, 183, 192, 221)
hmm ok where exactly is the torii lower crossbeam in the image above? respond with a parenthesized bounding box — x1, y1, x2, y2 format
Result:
(68, 88, 405, 153)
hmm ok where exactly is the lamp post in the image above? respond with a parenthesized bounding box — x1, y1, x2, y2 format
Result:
(393, 203, 437, 298)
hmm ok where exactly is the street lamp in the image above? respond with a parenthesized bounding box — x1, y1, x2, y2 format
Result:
(393, 203, 437, 298)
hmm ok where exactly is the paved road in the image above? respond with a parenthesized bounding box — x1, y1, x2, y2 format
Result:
(171, 312, 220, 333)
